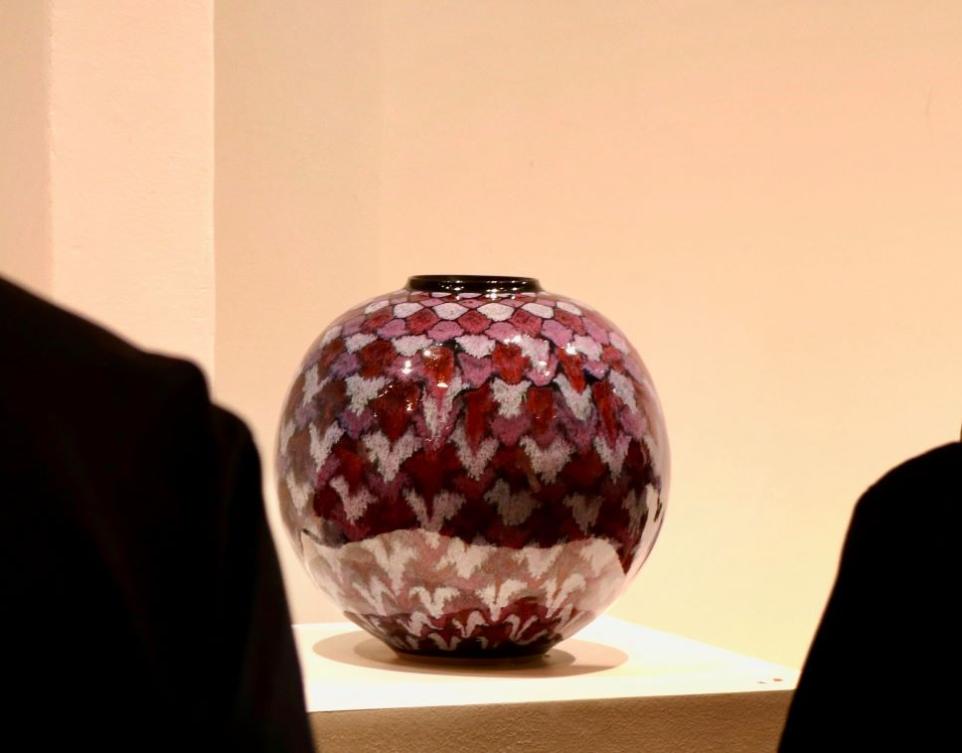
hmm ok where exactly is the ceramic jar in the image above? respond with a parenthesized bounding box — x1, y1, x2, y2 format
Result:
(277, 275, 669, 657)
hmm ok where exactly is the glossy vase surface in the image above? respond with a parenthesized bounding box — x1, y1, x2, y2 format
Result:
(277, 275, 669, 657)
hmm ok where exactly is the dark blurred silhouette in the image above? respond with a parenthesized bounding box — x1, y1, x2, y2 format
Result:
(780, 441, 960, 751)
(0, 277, 314, 752)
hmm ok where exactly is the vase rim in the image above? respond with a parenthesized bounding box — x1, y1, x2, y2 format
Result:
(406, 275, 542, 294)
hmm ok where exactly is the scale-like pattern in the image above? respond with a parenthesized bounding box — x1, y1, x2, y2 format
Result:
(277, 285, 669, 656)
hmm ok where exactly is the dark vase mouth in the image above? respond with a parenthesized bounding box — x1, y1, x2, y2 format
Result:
(407, 275, 542, 295)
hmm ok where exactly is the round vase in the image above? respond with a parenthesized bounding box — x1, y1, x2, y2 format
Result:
(276, 275, 669, 657)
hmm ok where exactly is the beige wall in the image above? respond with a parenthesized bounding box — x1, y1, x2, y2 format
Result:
(49, 1, 215, 374)
(0, 1, 50, 295)
(216, 1, 962, 668)
(0, 1, 216, 374)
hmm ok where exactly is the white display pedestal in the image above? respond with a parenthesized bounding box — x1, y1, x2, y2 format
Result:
(294, 616, 797, 753)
